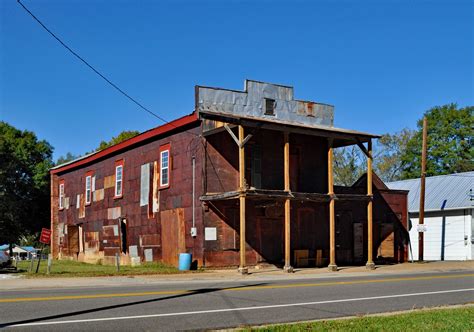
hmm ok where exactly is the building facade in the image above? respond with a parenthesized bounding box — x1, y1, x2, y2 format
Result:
(388, 172, 473, 261)
(50, 80, 409, 271)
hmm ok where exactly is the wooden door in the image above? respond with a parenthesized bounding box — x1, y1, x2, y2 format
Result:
(160, 208, 186, 267)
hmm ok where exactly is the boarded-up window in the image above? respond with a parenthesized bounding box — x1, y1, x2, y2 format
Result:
(140, 163, 151, 206)
(264, 98, 275, 115)
(59, 180, 65, 209)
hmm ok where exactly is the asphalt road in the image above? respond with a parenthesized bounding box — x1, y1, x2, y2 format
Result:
(1, 270, 473, 331)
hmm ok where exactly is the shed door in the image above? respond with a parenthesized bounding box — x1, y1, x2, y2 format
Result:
(161, 208, 186, 267)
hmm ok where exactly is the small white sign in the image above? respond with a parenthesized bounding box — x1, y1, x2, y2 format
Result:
(417, 224, 427, 232)
(205, 227, 217, 241)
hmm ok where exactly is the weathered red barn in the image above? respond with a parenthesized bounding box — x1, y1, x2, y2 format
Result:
(50, 80, 409, 272)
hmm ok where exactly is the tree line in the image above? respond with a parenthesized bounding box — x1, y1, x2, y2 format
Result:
(1, 104, 472, 245)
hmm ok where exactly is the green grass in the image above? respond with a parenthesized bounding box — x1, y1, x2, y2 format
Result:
(249, 306, 474, 331)
(14, 259, 188, 278)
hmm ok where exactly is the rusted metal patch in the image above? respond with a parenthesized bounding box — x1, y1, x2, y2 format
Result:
(84, 231, 100, 253)
(139, 234, 160, 247)
(107, 206, 121, 220)
(93, 188, 104, 202)
(78, 194, 85, 218)
(160, 209, 186, 266)
(104, 247, 120, 256)
(64, 197, 70, 209)
(152, 161, 160, 213)
(103, 225, 119, 237)
(104, 175, 115, 189)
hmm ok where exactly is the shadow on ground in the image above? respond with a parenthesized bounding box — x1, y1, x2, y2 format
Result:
(0, 283, 268, 328)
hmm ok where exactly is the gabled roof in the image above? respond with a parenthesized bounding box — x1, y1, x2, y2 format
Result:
(51, 113, 199, 174)
(387, 171, 474, 212)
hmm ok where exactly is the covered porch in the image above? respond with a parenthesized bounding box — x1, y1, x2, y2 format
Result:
(200, 113, 380, 273)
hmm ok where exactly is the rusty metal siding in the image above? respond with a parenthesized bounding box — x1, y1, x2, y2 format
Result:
(53, 124, 204, 265)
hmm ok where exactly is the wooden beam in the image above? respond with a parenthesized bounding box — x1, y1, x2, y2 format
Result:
(199, 111, 377, 143)
(283, 132, 293, 272)
(200, 191, 240, 201)
(328, 139, 337, 271)
(201, 189, 330, 202)
(224, 124, 253, 148)
(238, 125, 248, 274)
(355, 138, 372, 159)
(419, 117, 428, 261)
(224, 124, 240, 147)
(366, 139, 375, 270)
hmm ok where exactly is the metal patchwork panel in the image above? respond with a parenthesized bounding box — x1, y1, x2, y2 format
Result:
(197, 80, 334, 128)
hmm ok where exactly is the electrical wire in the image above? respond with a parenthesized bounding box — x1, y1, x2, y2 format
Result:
(17, 0, 177, 128)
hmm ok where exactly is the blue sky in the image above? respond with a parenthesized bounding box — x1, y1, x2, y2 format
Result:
(1, 0, 472, 160)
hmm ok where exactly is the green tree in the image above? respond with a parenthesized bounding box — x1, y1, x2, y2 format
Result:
(333, 129, 415, 186)
(56, 152, 80, 166)
(374, 128, 415, 182)
(96, 130, 140, 151)
(0, 122, 53, 245)
(401, 104, 474, 179)
(333, 146, 364, 186)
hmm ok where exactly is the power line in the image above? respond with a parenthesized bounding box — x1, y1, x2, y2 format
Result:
(17, 0, 175, 126)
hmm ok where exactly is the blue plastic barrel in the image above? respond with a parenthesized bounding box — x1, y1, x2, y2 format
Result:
(178, 253, 192, 271)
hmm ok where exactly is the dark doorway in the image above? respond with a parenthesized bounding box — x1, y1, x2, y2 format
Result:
(256, 217, 283, 265)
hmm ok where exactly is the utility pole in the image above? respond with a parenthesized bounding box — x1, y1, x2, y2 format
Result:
(418, 117, 428, 261)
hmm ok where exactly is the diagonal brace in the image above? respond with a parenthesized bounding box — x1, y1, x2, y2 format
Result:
(356, 138, 372, 159)
(224, 124, 252, 148)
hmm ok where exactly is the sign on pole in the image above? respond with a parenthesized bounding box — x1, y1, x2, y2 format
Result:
(39, 228, 51, 244)
(417, 224, 427, 233)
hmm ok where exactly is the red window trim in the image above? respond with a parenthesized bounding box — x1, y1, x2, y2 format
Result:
(159, 144, 171, 190)
(114, 159, 124, 199)
(59, 179, 65, 210)
(85, 170, 94, 206)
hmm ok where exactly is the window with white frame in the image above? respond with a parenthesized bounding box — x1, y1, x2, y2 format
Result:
(115, 164, 123, 197)
(160, 148, 170, 188)
(85, 175, 92, 205)
(59, 182, 65, 209)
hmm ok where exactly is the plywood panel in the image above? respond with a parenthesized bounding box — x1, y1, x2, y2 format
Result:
(68, 225, 79, 254)
(379, 224, 394, 258)
(161, 208, 185, 266)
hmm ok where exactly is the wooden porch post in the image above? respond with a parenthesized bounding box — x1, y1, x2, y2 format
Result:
(328, 139, 337, 271)
(366, 139, 375, 270)
(283, 132, 293, 272)
(238, 125, 248, 274)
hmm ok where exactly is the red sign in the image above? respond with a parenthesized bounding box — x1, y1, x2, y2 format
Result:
(39, 228, 52, 244)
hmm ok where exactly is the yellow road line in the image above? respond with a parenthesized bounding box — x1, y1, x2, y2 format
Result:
(1, 273, 472, 303)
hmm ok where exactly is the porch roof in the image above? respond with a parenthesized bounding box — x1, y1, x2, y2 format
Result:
(199, 111, 380, 148)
